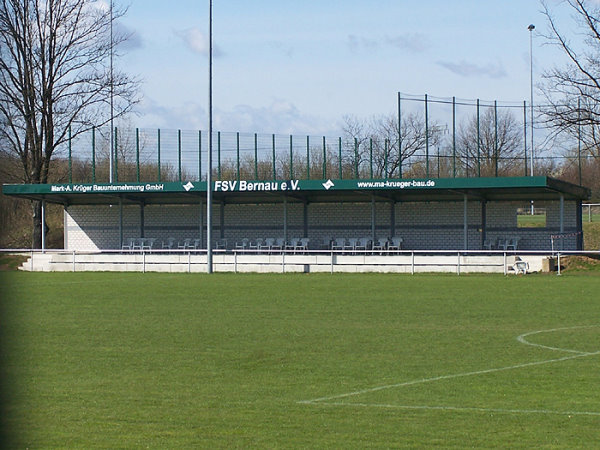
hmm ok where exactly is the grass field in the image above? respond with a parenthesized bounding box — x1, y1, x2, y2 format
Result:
(1, 271, 600, 448)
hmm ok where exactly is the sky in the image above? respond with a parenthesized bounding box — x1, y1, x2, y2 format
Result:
(114, 0, 578, 136)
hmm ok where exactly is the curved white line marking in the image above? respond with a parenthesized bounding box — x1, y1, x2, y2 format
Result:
(517, 325, 598, 355)
(299, 325, 600, 416)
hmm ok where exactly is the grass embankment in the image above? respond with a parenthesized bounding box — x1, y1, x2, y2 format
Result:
(583, 221, 600, 251)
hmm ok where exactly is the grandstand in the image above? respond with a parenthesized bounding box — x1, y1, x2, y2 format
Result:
(3, 173, 590, 273)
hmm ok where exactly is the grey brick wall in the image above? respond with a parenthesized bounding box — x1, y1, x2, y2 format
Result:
(65, 197, 580, 251)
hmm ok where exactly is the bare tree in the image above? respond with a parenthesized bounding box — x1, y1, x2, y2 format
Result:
(540, 0, 600, 162)
(342, 113, 443, 178)
(0, 0, 139, 247)
(456, 107, 524, 177)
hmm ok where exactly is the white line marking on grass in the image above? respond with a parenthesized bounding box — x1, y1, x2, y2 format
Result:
(298, 325, 600, 416)
(517, 325, 598, 355)
(306, 402, 600, 417)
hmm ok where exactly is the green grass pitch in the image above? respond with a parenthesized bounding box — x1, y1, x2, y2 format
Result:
(1, 272, 599, 447)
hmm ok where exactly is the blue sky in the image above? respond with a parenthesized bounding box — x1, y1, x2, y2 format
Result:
(116, 0, 574, 135)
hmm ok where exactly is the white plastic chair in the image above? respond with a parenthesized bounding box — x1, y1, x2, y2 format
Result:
(388, 237, 402, 251)
(249, 238, 262, 252)
(235, 238, 249, 250)
(261, 238, 274, 253)
(178, 238, 191, 250)
(162, 237, 175, 251)
(141, 238, 155, 251)
(122, 238, 135, 251)
(295, 238, 309, 253)
(272, 238, 285, 252)
(331, 238, 345, 252)
(372, 238, 387, 254)
(345, 238, 358, 254)
(496, 238, 507, 251)
(285, 238, 299, 252)
(505, 237, 520, 251)
(132, 238, 143, 251)
(355, 237, 369, 252)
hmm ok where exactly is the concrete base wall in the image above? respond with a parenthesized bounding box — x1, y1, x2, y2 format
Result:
(20, 251, 547, 275)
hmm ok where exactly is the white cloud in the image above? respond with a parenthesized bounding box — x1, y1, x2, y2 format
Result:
(436, 60, 507, 78)
(348, 34, 380, 53)
(385, 33, 430, 53)
(135, 97, 340, 136)
(176, 27, 223, 57)
(348, 33, 430, 54)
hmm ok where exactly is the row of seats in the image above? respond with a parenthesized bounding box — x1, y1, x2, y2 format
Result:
(234, 238, 310, 253)
(122, 236, 406, 253)
(329, 237, 403, 253)
(483, 237, 521, 251)
(122, 238, 202, 251)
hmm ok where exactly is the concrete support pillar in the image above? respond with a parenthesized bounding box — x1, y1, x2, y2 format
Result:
(463, 195, 468, 250)
(303, 202, 308, 238)
(390, 201, 396, 238)
(41, 200, 46, 251)
(199, 201, 204, 248)
(371, 196, 376, 243)
(283, 197, 288, 241)
(119, 197, 123, 249)
(140, 204, 145, 238)
(559, 194, 564, 234)
(220, 202, 225, 239)
(480, 200, 487, 250)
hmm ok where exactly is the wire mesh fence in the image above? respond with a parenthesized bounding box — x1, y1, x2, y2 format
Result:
(58, 93, 599, 195)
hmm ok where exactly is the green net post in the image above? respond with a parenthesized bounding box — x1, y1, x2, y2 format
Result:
(136, 128, 140, 182)
(92, 127, 96, 183)
(254, 133, 258, 180)
(478, 99, 482, 178)
(338, 137, 342, 179)
(306, 136, 310, 180)
(290, 134, 294, 179)
(236, 132, 240, 181)
(322, 136, 326, 179)
(178, 129, 182, 182)
(114, 127, 118, 182)
(425, 94, 429, 178)
(157, 129, 161, 182)
(494, 101, 498, 177)
(68, 127, 72, 184)
(272, 134, 276, 180)
(218, 131, 221, 179)
(370, 138, 373, 178)
(354, 137, 359, 178)
(452, 96, 456, 178)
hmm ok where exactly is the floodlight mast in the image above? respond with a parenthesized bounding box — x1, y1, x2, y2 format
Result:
(528, 23, 535, 216)
(109, 0, 114, 183)
(528, 24, 535, 177)
(206, 0, 213, 273)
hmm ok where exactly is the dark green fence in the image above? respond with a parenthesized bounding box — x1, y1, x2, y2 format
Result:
(60, 94, 598, 192)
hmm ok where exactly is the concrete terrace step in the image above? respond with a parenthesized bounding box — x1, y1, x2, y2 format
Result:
(15, 251, 549, 274)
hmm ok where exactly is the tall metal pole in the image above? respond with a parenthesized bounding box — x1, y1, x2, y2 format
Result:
(528, 24, 535, 177)
(528, 24, 535, 215)
(206, 0, 213, 273)
(397, 92, 402, 178)
(109, 1, 114, 183)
